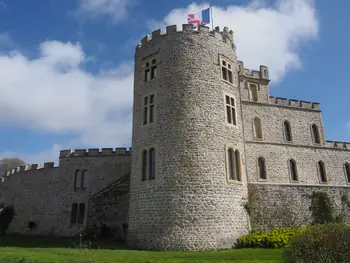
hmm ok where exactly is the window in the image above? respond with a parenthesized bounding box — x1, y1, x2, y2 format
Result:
(70, 203, 85, 225)
(143, 94, 155, 125)
(221, 59, 233, 84)
(141, 148, 156, 181)
(289, 159, 298, 181)
(317, 161, 327, 182)
(249, 83, 259, 102)
(344, 162, 350, 183)
(144, 58, 157, 82)
(284, 121, 293, 142)
(253, 117, 263, 139)
(312, 124, 320, 144)
(74, 170, 81, 190)
(258, 157, 266, 180)
(70, 203, 78, 224)
(81, 170, 88, 189)
(225, 95, 236, 125)
(227, 148, 241, 181)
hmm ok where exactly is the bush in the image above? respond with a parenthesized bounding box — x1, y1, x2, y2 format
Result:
(235, 227, 303, 249)
(0, 205, 15, 234)
(283, 224, 350, 263)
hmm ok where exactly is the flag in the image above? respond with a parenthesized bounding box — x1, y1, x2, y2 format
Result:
(187, 8, 211, 30)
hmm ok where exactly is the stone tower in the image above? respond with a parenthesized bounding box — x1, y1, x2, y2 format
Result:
(127, 24, 250, 251)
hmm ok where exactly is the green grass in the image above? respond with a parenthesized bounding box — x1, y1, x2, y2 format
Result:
(0, 235, 283, 263)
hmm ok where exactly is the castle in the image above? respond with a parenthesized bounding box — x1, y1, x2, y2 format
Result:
(1, 24, 350, 251)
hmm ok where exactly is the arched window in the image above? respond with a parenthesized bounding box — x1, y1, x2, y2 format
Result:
(284, 121, 293, 142)
(318, 161, 327, 182)
(149, 148, 155, 180)
(141, 150, 148, 181)
(344, 162, 350, 183)
(289, 159, 298, 181)
(70, 203, 78, 224)
(253, 117, 263, 139)
(227, 148, 241, 181)
(81, 170, 88, 189)
(227, 148, 234, 180)
(74, 170, 81, 190)
(78, 203, 85, 224)
(312, 124, 320, 144)
(234, 150, 241, 181)
(258, 157, 266, 180)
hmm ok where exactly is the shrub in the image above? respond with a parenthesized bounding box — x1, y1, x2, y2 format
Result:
(235, 227, 303, 249)
(283, 223, 350, 263)
(0, 205, 15, 235)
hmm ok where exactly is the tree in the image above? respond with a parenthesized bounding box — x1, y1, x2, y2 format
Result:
(0, 158, 26, 176)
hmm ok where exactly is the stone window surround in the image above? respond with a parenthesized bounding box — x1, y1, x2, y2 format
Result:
(223, 92, 238, 128)
(343, 162, 350, 184)
(225, 145, 243, 184)
(257, 156, 268, 181)
(73, 170, 88, 190)
(140, 146, 157, 181)
(219, 55, 234, 85)
(142, 93, 156, 127)
(143, 57, 157, 83)
(288, 158, 299, 183)
(70, 202, 87, 226)
(252, 117, 264, 140)
(317, 160, 328, 183)
(248, 82, 259, 102)
(311, 123, 321, 145)
(283, 120, 293, 143)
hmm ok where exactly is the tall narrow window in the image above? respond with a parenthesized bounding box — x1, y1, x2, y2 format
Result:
(312, 124, 320, 144)
(151, 59, 157, 79)
(253, 117, 263, 139)
(74, 170, 81, 190)
(318, 161, 327, 182)
(227, 148, 234, 180)
(221, 60, 233, 84)
(149, 148, 155, 180)
(344, 162, 350, 183)
(249, 83, 259, 102)
(70, 203, 78, 224)
(78, 203, 85, 224)
(258, 157, 266, 180)
(284, 121, 293, 142)
(234, 150, 241, 181)
(81, 170, 88, 189)
(144, 59, 157, 82)
(141, 150, 148, 181)
(225, 95, 236, 125)
(143, 94, 155, 125)
(289, 159, 298, 181)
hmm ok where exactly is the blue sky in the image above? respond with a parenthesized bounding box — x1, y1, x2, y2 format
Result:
(0, 0, 349, 165)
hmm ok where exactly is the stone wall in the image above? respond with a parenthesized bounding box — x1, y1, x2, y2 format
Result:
(247, 183, 350, 231)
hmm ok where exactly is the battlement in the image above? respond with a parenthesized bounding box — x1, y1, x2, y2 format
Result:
(59, 147, 132, 158)
(4, 162, 55, 177)
(237, 60, 269, 81)
(268, 96, 320, 111)
(325, 140, 350, 150)
(137, 24, 235, 50)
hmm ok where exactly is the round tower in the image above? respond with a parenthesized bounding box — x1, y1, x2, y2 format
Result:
(128, 24, 249, 251)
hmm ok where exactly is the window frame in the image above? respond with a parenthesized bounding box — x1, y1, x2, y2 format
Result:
(142, 93, 156, 127)
(223, 93, 238, 128)
(140, 146, 157, 181)
(74, 170, 81, 190)
(220, 56, 234, 85)
(81, 170, 88, 190)
(288, 158, 299, 182)
(257, 156, 267, 181)
(225, 145, 243, 184)
(317, 161, 328, 183)
(344, 162, 350, 184)
(253, 117, 263, 140)
(283, 120, 293, 143)
(248, 82, 259, 102)
(311, 124, 321, 145)
(143, 58, 157, 83)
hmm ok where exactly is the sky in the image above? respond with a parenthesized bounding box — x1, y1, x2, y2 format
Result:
(0, 0, 349, 166)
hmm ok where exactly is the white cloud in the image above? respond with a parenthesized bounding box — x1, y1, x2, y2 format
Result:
(75, 0, 135, 23)
(151, 0, 318, 82)
(0, 40, 133, 150)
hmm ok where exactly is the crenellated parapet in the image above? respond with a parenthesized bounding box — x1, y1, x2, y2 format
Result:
(325, 140, 350, 150)
(237, 60, 269, 82)
(4, 162, 55, 178)
(136, 24, 235, 51)
(268, 96, 320, 111)
(59, 147, 132, 158)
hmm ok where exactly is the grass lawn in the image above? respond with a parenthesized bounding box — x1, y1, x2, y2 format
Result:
(0, 235, 283, 263)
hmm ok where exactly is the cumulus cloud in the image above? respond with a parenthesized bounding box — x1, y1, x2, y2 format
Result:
(75, 0, 135, 23)
(151, 0, 318, 82)
(0, 40, 133, 150)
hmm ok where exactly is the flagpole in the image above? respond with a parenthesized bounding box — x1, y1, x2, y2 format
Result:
(210, 5, 214, 31)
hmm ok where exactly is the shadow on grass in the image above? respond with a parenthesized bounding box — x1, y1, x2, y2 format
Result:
(0, 234, 129, 250)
